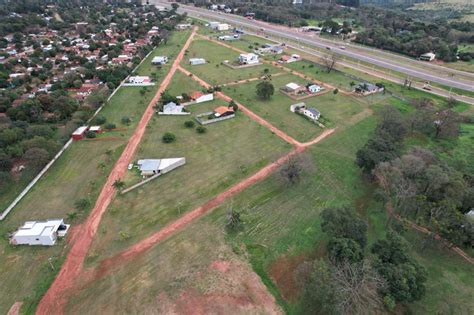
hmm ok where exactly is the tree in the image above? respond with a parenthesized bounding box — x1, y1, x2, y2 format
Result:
(229, 100, 238, 112)
(256, 81, 274, 100)
(162, 132, 176, 143)
(323, 54, 338, 73)
(23, 147, 49, 169)
(184, 120, 195, 128)
(113, 179, 125, 191)
(372, 232, 427, 303)
(121, 116, 131, 125)
(433, 109, 460, 139)
(226, 206, 242, 231)
(321, 207, 368, 249)
(299, 260, 338, 315)
(196, 126, 207, 134)
(333, 88, 339, 95)
(327, 237, 363, 264)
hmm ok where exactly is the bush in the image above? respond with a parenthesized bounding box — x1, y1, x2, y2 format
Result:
(162, 132, 176, 143)
(196, 126, 207, 134)
(94, 115, 107, 125)
(85, 131, 96, 138)
(333, 88, 339, 95)
(184, 120, 195, 128)
(105, 123, 116, 130)
(121, 116, 131, 125)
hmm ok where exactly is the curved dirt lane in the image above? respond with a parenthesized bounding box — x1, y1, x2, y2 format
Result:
(36, 27, 198, 315)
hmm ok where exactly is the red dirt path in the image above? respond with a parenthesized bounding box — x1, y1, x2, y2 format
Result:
(36, 27, 198, 315)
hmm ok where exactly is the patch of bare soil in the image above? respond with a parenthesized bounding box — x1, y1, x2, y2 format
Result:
(156, 260, 283, 315)
(7, 302, 22, 315)
(267, 254, 306, 303)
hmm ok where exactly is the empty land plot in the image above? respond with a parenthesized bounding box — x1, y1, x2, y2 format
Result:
(223, 73, 365, 142)
(0, 31, 192, 314)
(164, 69, 205, 96)
(67, 217, 282, 315)
(182, 39, 279, 85)
(86, 99, 292, 262)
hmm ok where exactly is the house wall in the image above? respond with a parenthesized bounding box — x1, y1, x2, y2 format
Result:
(196, 94, 214, 103)
(13, 234, 56, 246)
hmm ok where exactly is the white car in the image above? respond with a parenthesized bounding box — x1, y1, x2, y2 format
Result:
(128, 163, 133, 170)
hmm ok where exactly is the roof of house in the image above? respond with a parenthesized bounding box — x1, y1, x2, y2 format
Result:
(137, 159, 161, 172)
(190, 91, 204, 99)
(286, 82, 301, 90)
(72, 126, 88, 135)
(306, 108, 320, 116)
(214, 106, 234, 115)
(14, 219, 64, 238)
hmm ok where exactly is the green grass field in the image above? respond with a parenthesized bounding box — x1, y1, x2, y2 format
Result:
(86, 73, 292, 262)
(181, 39, 280, 85)
(0, 30, 192, 314)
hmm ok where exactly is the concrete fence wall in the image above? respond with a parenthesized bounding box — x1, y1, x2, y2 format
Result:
(195, 111, 235, 125)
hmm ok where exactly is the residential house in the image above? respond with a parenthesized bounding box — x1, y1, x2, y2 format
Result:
(176, 23, 192, 30)
(190, 91, 214, 103)
(189, 58, 206, 65)
(284, 82, 306, 95)
(290, 102, 306, 113)
(209, 22, 230, 31)
(239, 53, 259, 65)
(128, 76, 152, 84)
(307, 84, 322, 94)
(11, 219, 70, 246)
(279, 54, 300, 63)
(89, 126, 101, 133)
(214, 106, 234, 118)
(162, 102, 185, 114)
(152, 56, 168, 65)
(218, 35, 240, 41)
(303, 108, 321, 121)
(354, 83, 384, 96)
(72, 126, 88, 140)
(137, 158, 186, 177)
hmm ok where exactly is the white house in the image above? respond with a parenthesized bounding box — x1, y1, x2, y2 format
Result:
(239, 53, 259, 65)
(189, 58, 206, 65)
(175, 23, 192, 30)
(152, 56, 168, 65)
(190, 91, 214, 103)
(303, 108, 321, 121)
(161, 102, 186, 115)
(420, 52, 436, 62)
(307, 84, 322, 93)
(290, 102, 306, 113)
(209, 21, 230, 31)
(128, 76, 151, 84)
(137, 158, 186, 177)
(218, 35, 240, 41)
(11, 219, 70, 246)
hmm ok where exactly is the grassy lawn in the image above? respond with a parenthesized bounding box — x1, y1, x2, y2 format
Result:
(0, 30, 192, 314)
(181, 39, 279, 85)
(223, 73, 368, 142)
(86, 92, 292, 262)
(221, 34, 279, 52)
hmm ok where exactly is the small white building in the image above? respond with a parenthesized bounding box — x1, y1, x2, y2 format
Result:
(218, 35, 240, 41)
(175, 23, 192, 30)
(162, 102, 185, 114)
(307, 84, 322, 93)
(11, 219, 70, 246)
(290, 102, 306, 113)
(420, 52, 436, 62)
(189, 58, 206, 65)
(128, 76, 151, 84)
(303, 108, 321, 121)
(239, 53, 259, 65)
(152, 56, 168, 65)
(137, 158, 186, 177)
(209, 21, 230, 31)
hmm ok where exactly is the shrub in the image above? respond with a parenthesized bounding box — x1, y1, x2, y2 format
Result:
(333, 88, 339, 95)
(162, 132, 176, 143)
(196, 126, 207, 134)
(184, 120, 195, 128)
(105, 123, 116, 130)
(85, 131, 96, 138)
(121, 116, 131, 125)
(94, 115, 107, 125)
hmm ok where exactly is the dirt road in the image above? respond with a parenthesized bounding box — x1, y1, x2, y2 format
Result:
(36, 27, 198, 315)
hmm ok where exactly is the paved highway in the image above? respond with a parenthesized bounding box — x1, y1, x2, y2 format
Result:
(154, 1, 474, 93)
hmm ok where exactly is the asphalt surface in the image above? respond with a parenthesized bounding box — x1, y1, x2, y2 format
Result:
(156, 2, 474, 93)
